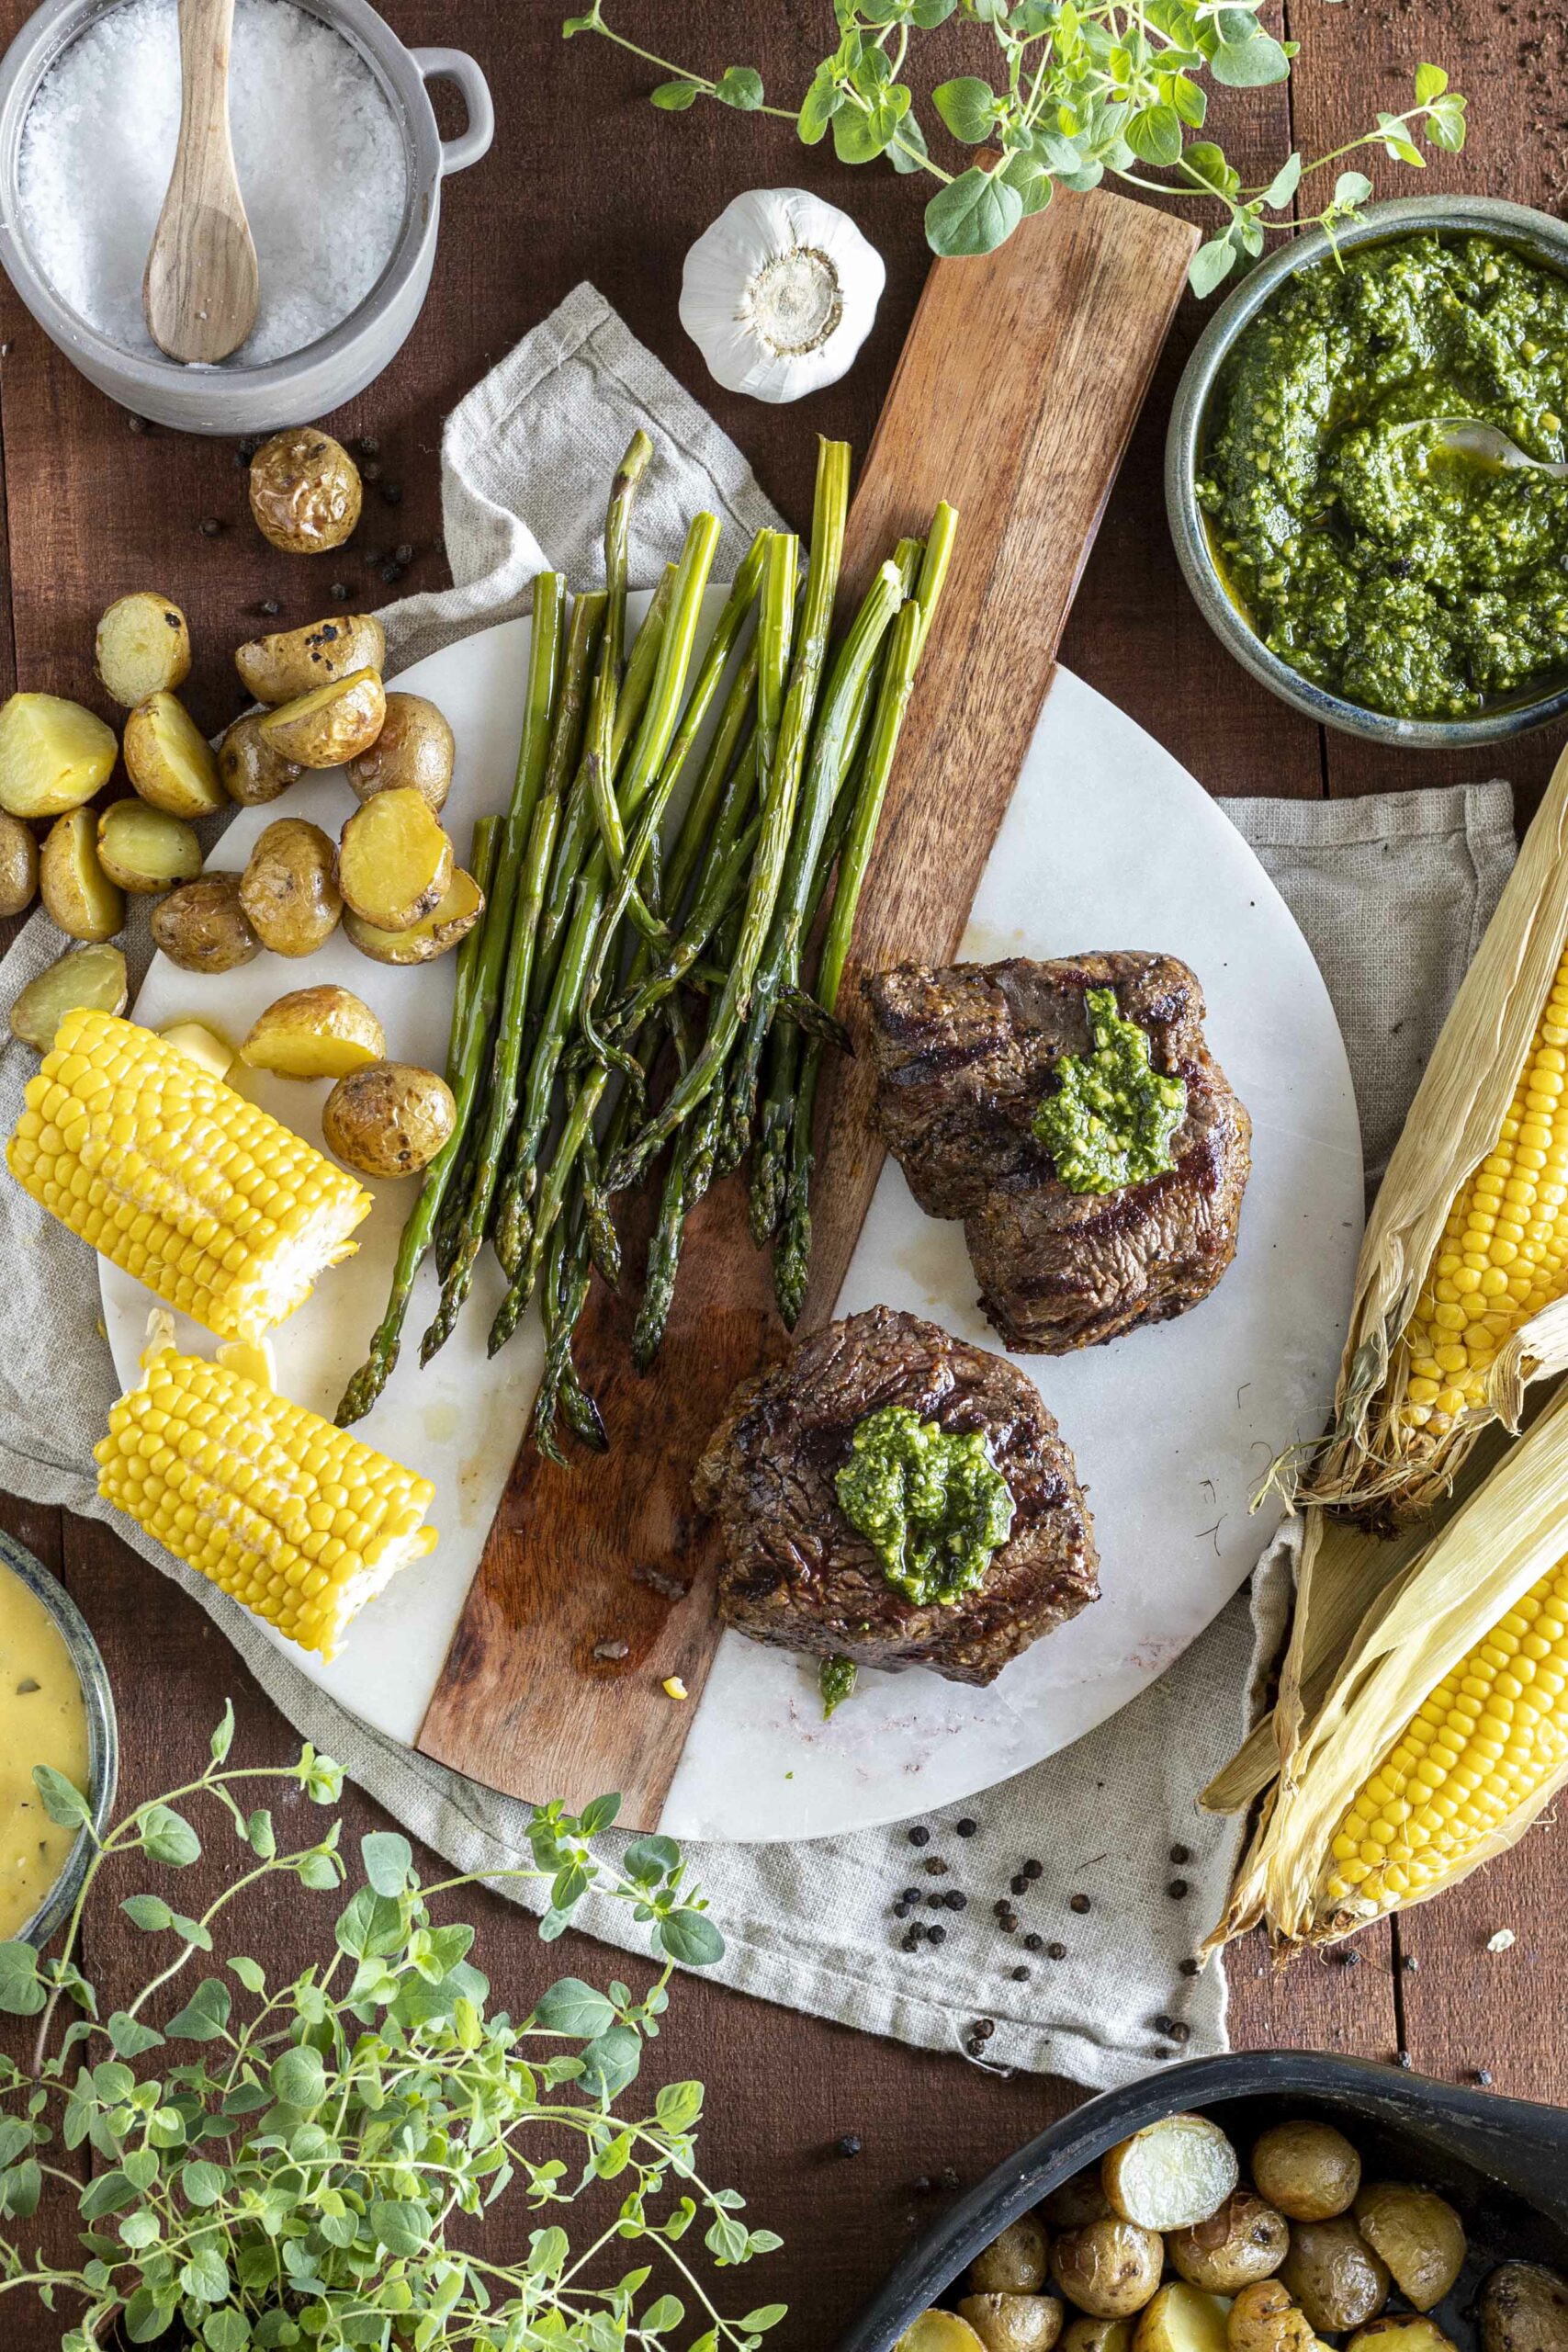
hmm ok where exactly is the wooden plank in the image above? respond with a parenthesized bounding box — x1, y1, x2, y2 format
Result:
(417, 186, 1199, 1826)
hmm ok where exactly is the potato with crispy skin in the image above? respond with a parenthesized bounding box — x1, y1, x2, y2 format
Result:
(40, 808, 123, 940)
(1063, 2321, 1133, 2352)
(973, 2219, 1051, 2297)
(322, 1061, 457, 1177)
(123, 692, 225, 817)
(1251, 2126, 1360, 2225)
(217, 713, 302, 807)
(1043, 2175, 1114, 2233)
(9, 942, 127, 1050)
(249, 427, 362, 554)
(96, 801, 201, 893)
(959, 2295, 1066, 2352)
(337, 786, 453, 932)
(1480, 2264, 1568, 2352)
(342, 866, 484, 965)
(1052, 2222, 1164, 2321)
(259, 669, 386, 769)
(1352, 2188, 1464, 2314)
(345, 692, 455, 811)
(1227, 2285, 1324, 2352)
(95, 594, 190, 707)
(240, 985, 386, 1081)
(239, 819, 342, 956)
(151, 874, 260, 973)
(235, 612, 385, 705)
(0, 812, 38, 917)
(1280, 2221, 1389, 2335)
(1169, 2195, 1290, 2296)
(0, 693, 118, 818)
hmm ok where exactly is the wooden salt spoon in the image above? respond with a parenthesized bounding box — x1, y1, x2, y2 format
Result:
(143, 0, 258, 364)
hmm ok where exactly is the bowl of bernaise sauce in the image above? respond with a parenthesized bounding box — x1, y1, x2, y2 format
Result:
(0, 1532, 117, 1945)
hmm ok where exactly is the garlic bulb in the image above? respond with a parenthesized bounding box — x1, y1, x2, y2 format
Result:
(679, 187, 885, 404)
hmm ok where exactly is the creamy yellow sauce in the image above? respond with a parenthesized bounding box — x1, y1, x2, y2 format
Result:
(0, 1565, 91, 1939)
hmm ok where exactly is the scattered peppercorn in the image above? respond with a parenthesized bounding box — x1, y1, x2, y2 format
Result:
(381, 481, 403, 505)
(126, 413, 149, 433)
(1473, 2067, 1494, 2086)
(836, 2133, 863, 2158)
(1069, 1893, 1090, 1915)
(1046, 1940, 1067, 1962)
(900, 1928, 922, 1952)
(1170, 1843, 1192, 1865)
(330, 582, 350, 602)
(1153, 2013, 1175, 2035)
(923, 1856, 948, 1877)
(941, 2168, 960, 2191)
(1402, 1954, 1420, 1973)
(955, 1818, 977, 1838)
(1010, 1966, 1030, 1982)
(943, 1890, 965, 1911)
(901, 1887, 920, 1905)
(1023, 1933, 1043, 1952)
(361, 461, 383, 482)
(1180, 1956, 1202, 1978)
(1395, 2051, 1414, 2070)
(893, 1902, 911, 1921)
(198, 517, 222, 537)
(393, 542, 414, 566)
(925, 1894, 945, 1911)
(972, 2018, 995, 2041)
(236, 436, 258, 462)
(1167, 1879, 1190, 1901)
(380, 561, 405, 585)
(927, 1924, 946, 1946)
(1021, 1859, 1043, 1881)
(1168, 2020, 1191, 2045)
(1338, 1948, 1362, 1967)
(964, 2035, 986, 2060)
(908, 1826, 931, 1848)
(258, 598, 280, 617)
(995, 1907, 1018, 1933)
(358, 435, 380, 458)
(1010, 1873, 1029, 1896)
(912, 2176, 934, 2194)
(362, 548, 384, 569)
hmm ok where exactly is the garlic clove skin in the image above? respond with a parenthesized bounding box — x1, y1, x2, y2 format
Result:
(680, 187, 886, 404)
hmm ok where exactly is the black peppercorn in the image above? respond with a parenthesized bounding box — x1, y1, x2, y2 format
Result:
(927, 1924, 946, 1946)
(912, 2176, 934, 2194)
(198, 518, 222, 537)
(393, 542, 414, 566)
(381, 482, 403, 506)
(358, 434, 380, 458)
(926, 1894, 945, 1911)
(1010, 1873, 1028, 1896)
(363, 548, 384, 569)
(1402, 1954, 1419, 1973)
(1069, 1893, 1090, 1914)
(1168, 2020, 1191, 2045)
(997, 1909, 1018, 1933)
(1023, 1933, 1043, 1952)
(236, 436, 258, 462)
(1011, 1965, 1029, 1981)
(893, 1902, 910, 1921)
(330, 582, 350, 602)
(1046, 1940, 1067, 1961)
(900, 1928, 922, 1952)
(972, 2018, 995, 2041)
(1338, 1948, 1362, 1967)
(258, 598, 281, 617)
(965, 2036, 985, 2059)
(380, 562, 405, 585)
(1395, 2050, 1414, 2070)
(1021, 1859, 1043, 1881)
(1167, 1879, 1190, 1901)
(1170, 1843, 1191, 1865)
(923, 1856, 948, 1877)
(1152, 2013, 1174, 2035)
(940, 2167, 960, 2191)
(901, 1887, 920, 1904)
(943, 1890, 965, 1911)
(361, 461, 383, 482)
(836, 2133, 863, 2158)
(908, 1826, 931, 1847)
(1474, 2067, 1494, 2086)
(126, 413, 149, 433)
(1180, 1956, 1202, 1978)
(955, 1817, 977, 1838)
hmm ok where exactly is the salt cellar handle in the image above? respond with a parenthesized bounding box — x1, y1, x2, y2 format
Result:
(411, 49, 495, 176)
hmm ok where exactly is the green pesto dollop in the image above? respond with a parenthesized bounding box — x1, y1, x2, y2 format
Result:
(818, 1655, 858, 1719)
(835, 1405, 1014, 1609)
(1032, 987, 1186, 1194)
(1196, 232, 1568, 721)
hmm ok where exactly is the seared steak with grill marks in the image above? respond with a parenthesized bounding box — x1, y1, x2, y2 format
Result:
(693, 1305, 1098, 1686)
(864, 952, 1250, 1352)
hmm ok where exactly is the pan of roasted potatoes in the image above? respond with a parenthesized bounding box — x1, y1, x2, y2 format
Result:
(840, 2056, 1568, 2352)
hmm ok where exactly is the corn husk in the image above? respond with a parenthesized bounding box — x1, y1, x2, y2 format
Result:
(1275, 738, 1568, 1519)
(1211, 1377, 1568, 1952)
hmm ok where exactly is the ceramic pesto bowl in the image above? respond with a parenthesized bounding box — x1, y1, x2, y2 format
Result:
(1166, 193, 1568, 750)
(2, 1531, 118, 1948)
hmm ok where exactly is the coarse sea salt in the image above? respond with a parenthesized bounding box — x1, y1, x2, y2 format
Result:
(18, 0, 407, 368)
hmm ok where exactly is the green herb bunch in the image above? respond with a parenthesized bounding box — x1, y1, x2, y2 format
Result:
(563, 0, 1467, 295)
(0, 1706, 783, 2351)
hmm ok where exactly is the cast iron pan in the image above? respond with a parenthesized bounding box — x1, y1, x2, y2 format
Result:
(838, 2051, 1568, 2352)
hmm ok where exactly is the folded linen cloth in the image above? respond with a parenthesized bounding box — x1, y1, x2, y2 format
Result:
(0, 283, 1516, 2090)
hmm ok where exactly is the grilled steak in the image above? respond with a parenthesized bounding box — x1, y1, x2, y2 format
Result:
(864, 952, 1250, 1352)
(694, 1305, 1098, 1686)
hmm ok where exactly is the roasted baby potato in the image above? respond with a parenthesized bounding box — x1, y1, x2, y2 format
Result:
(217, 713, 302, 807)
(1052, 2221, 1164, 2320)
(1134, 2285, 1232, 2352)
(159, 1020, 234, 1082)
(1251, 2125, 1361, 2224)
(95, 592, 190, 707)
(1104, 2116, 1239, 2233)
(234, 611, 386, 705)
(0, 692, 118, 819)
(123, 691, 225, 817)
(96, 799, 202, 893)
(40, 808, 123, 941)
(895, 2316, 989, 2352)
(342, 865, 484, 964)
(973, 2218, 1052, 2297)
(259, 668, 386, 769)
(337, 786, 453, 932)
(1169, 2194, 1290, 2295)
(1280, 2220, 1389, 2335)
(1227, 2282, 1324, 2352)
(321, 1061, 457, 1178)
(9, 941, 127, 1050)
(1481, 2264, 1568, 2352)
(239, 819, 342, 956)
(0, 811, 38, 918)
(239, 985, 386, 1081)
(1064, 2319, 1134, 2352)
(249, 426, 362, 555)
(959, 2294, 1066, 2352)
(1349, 2320, 1457, 2352)
(1043, 2174, 1114, 2233)
(345, 691, 455, 812)
(151, 874, 260, 973)
(1352, 2186, 1464, 2313)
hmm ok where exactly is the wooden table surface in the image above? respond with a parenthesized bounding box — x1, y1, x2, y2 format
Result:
(4, 3, 1565, 2346)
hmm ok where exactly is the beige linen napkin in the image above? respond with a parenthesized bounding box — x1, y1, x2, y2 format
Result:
(0, 284, 1516, 2089)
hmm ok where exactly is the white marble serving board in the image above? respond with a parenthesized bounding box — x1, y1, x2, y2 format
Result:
(107, 600, 1362, 1842)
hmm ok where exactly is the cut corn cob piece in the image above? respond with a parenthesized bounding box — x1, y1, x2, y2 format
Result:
(7, 1009, 370, 1344)
(96, 1340, 436, 1658)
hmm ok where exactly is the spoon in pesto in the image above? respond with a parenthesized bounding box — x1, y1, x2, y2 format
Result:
(1395, 418, 1568, 480)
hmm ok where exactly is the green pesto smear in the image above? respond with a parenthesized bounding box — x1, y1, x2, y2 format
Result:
(1196, 232, 1568, 721)
(836, 1405, 1014, 1610)
(818, 1655, 858, 1719)
(1032, 987, 1186, 1194)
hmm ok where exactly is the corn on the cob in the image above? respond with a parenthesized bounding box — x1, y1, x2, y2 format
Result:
(96, 1340, 436, 1658)
(8, 1009, 369, 1344)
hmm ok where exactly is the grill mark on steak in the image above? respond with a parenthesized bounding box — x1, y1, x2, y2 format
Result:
(864, 952, 1251, 1353)
(693, 1305, 1098, 1687)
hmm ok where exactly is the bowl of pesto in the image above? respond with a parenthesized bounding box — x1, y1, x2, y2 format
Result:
(1167, 195, 1568, 745)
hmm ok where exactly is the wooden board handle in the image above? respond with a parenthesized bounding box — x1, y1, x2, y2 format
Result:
(417, 187, 1199, 1830)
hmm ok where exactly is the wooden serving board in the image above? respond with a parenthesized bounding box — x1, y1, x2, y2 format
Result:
(417, 186, 1199, 1827)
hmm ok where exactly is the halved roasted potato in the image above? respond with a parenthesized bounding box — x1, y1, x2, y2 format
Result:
(1250, 2125, 1360, 2225)
(895, 2316, 989, 2352)
(234, 612, 385, 705)
(345, 691, 455, 812)
(123, 691, 225, 817)
(239, 984, 385, 1080)
(96, 799, 202, 893)
(342, 865, 484, 965)
(249, 427, 361, 555)
(972, 2217, 1051, 2297)
(1227, 2283, 1323, 2352)
(1170, 2194, 1291, 2296)
(959, 2294, 1066, 2352)
(158, 1020, 235, 1082)
(9, 942, 127, 1050)
(1280, 2220, 1389, 2335)
(259, 667, 386, 769)
(1052, 2221, 1163, 2321)
(1042, 2173, 1114, 2233)
(95, 593, 190, 707)
(321, 1060, 457, 1177)
(1134, 2284, 1232, 2352)
(0, 810, 38, 918)
(1348, 2320, 1457, 2352)
(1480, 2262, 1568, 2352)
(239, 818, 342, 956)
(337, 786, 452, 932)
(40, 808, 123, 941)
(1064, 2319, 1134, 2352)
(0, 693, 118, 818)
(151, 874, 260, 973)
(1352, 2186, 1464, 2313)
(1103, 2116, 1238, 2233)
(217, 712, 302, 807)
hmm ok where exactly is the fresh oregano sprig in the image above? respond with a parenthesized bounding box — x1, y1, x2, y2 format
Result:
(562, 0, 1466, 295)
(0, 1704, 783, 2351)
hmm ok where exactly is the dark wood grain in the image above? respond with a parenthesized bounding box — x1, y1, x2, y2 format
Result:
(3, 3, 1567, 2348)
(416, 186, 1197, 1826)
